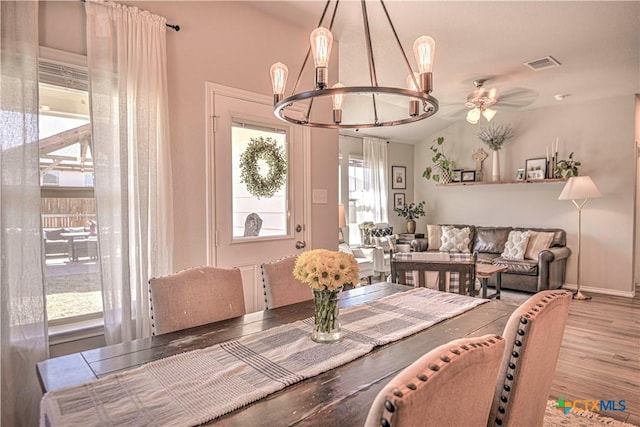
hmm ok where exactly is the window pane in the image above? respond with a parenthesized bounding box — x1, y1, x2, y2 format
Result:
(39, 78, 102, 322)
(231, 122, 288, 239)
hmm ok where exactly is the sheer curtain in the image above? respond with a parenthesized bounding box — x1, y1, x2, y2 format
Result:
(0, 2, 49, 425)
(363, 137, 389, 223)
(86, 0, 173, 344)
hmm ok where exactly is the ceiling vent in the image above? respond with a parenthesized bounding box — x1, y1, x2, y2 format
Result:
(524, 56, 561, 71)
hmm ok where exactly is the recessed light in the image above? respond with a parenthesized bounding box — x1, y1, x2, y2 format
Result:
(554, 94, 570, 102)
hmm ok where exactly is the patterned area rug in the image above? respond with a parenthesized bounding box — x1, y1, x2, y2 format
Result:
(545, 400, 638, 426)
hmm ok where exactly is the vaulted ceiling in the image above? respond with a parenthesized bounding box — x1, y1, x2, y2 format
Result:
(248, 1, 639, 143)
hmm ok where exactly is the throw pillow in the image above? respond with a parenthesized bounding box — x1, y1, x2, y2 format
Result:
(524, 231, 555, 260)
(373, 236, 392, 253)
(439, 226, 472, 253)
(501, 230, 530, 260)
(427, 224, 442, 250)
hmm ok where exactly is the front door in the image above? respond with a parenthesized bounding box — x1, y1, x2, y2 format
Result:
(206, 83, 310, 313)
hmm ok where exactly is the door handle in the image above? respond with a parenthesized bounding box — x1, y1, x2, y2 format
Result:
(296, 241, 306, 249)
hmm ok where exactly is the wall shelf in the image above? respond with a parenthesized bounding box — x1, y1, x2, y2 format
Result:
(436, 178, 568, 187)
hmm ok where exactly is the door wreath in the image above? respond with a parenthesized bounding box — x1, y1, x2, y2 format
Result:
(239, 136, 287, 199)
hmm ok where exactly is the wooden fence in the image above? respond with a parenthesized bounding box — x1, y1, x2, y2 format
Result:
(41, 198, 96, 228)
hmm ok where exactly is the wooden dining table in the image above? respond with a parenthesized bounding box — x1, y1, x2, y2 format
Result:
(37, 282, 519, 426)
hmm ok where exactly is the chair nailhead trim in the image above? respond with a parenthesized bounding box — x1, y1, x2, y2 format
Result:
(406, 383, 417, 390)
(417, 374, 428, 381)
(496, 418, 503, 425)
(460, 344, 469, 350)
(498, 407, 505, 414)
(520, 318, 528, 324)
(380, 418, 391, 427)
(428, 364, 439, 371)
(515, 340, 522, 347)
(450, 348, 461, 355)
(503, 385, 511, 392)
(440, 355, 451, 362)
(506, 374, 513, 381)
(392, 388, 403, 397)
(517, 329, 525, 336)
(501, 396, 508, 403)
(384, 400, 395, 412)
(509, 362, 516, 369)
(512, 351, 519, 358)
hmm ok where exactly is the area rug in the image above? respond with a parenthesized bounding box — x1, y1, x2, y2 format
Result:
(545, 400, 637, 426)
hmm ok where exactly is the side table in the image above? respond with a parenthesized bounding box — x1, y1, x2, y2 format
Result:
(475, 263, 508, 299)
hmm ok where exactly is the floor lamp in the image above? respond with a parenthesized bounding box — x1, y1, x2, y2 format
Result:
(558, 176, 602, 300)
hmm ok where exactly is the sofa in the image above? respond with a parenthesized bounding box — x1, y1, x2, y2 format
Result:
(410, 225, 571, 293)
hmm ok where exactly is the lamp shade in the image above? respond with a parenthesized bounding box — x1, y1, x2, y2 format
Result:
(338, 204, 346, 228)
(558, 176, 602, 200)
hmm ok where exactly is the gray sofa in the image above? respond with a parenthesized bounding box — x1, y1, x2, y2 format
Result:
(411, 225, 571, 293)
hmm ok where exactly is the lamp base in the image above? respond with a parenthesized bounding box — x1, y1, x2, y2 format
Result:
(573, 290, 592, 300)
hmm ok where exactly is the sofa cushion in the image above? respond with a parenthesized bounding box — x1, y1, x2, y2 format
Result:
(426, 224, 441, 250)
(492, 257, 538, 276)
(524, 231, 555, 260)
(473, 227, 511, 254)
(515, 227, 566, 247)
(440, 226, 472, 253)
(501, 230, 530, 260)
(476, 252, 499, 264)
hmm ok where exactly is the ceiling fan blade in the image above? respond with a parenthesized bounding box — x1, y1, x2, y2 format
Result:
(495, 88, 538, 110)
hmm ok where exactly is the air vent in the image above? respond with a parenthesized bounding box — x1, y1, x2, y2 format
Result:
(523, 56, 561, 71)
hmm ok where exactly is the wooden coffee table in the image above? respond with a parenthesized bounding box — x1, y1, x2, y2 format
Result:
(476, 263, 508, 299)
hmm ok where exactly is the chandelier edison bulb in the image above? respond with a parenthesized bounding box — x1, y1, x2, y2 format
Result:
(269, 0, 439, 129)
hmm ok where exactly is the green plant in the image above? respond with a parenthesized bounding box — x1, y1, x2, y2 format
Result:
(554, 152, 581, 178)
(422, 137, 456, 182)
(475, 124, 515, 151)
(394, 201, 426, 221)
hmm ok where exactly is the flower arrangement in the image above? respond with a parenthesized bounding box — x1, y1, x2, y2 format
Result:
(293, 249, 360, 291)
(394, 201, 426, 221)
(293, 249, 359, 342)
(423, 137, 456, 183)
(475, 124, 515, 151)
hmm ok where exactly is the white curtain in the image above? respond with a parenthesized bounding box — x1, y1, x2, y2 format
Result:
(363, 137, 389, 223)
(0, 2, 49, 425)
(86, 0, 173, 344)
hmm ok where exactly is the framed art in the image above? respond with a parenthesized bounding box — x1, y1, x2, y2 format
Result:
(392, 166, 407, 189)
(451, 169, 462, 182)
(461, 170, 476, 182)
(393, 193, 405, 209)
(515, 168, 525, 181)
(525, 158, 547, 180)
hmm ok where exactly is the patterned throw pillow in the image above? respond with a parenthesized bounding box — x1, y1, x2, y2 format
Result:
(439, 226, 472, 253)
(501, 230, 530, 260)
(427, 224, 442, 250)
(371, 226, 393, 237)
(525, 231, 555, 260)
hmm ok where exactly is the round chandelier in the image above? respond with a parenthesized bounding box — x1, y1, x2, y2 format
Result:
(270, 0, 439, 129)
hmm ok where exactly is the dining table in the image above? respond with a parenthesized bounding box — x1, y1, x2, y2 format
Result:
(37, 282, 519, 426)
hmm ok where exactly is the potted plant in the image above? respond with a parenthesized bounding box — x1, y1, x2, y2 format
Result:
(394, 201, 425, 234)
(422, 137, 456, 183)
(554, 152, 581, 178)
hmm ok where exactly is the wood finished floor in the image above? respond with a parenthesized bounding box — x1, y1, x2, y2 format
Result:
(548, 290, 640, 424)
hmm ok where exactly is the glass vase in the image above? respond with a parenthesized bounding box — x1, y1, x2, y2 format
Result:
(312, 288, 342, 343)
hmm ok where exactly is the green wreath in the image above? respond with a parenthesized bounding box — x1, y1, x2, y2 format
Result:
(240, 136, 287, 199)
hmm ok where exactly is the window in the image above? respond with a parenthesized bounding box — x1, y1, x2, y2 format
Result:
(347, 156, 372, 245)
(39, 52, 102, 325)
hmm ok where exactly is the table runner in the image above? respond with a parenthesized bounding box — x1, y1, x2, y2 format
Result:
(40, 288, 487, 427)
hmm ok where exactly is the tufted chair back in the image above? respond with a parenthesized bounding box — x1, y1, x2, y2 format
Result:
(488, 290, 572, 426)
(261, 255, 313, 309)
(365, 334, 505, 427)
(149, 266, 245, 335)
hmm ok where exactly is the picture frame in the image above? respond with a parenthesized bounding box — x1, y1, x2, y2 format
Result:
(461, 170, 476, 182)
(391, 166, 406, 189)
(525, 158, 547, 180)
(515, 168, 525, 181)
(451, 169, 462, 182)
(393, 193, 405, 209)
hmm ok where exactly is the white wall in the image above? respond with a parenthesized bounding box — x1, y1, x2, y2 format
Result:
(414, 95, 636, 295)
(39, 1, 340, 271)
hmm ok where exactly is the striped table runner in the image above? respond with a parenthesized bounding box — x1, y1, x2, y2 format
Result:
(40, 288, 487, 427)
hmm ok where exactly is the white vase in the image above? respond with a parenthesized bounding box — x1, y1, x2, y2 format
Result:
(492, 150, 500, 182)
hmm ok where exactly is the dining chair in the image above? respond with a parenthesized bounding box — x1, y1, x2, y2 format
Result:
(365, 334, 505, 427)
(488, 289, 572, 426)
(149, 266, 245, 335)
(261, 255, 312, 309)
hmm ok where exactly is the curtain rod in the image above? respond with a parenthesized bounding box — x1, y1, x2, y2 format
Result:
(339, 132, 390, 144)
(79, 0, 180, 31)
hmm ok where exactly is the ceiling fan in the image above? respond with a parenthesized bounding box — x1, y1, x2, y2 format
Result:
(465, 79, 499, 124)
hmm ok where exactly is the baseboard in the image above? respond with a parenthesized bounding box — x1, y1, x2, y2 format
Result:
(562, 283, 636, 298)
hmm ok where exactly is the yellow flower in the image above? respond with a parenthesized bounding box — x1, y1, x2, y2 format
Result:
(293, 249, 359, 291)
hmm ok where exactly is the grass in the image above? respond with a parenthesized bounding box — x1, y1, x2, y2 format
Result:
(45, 272, 102, 320)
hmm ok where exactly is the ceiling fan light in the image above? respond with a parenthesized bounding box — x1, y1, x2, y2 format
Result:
(482, 108, 497, 122)
(466, 108, 480, 124)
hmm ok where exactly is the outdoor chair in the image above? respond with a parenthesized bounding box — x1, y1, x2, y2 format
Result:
(261, 255, 313, 309)
(149, 266, 245, 335)
(365, 334, 505, 427)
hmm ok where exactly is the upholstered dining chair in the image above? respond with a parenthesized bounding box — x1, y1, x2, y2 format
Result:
(488, 290, 572, 426)
(149, 266, 245, 335)
(261, 255, 313, 309)
(365, 334, 506, 427)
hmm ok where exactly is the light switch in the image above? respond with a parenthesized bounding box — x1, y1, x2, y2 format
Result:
(312, 189, 328, 204)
